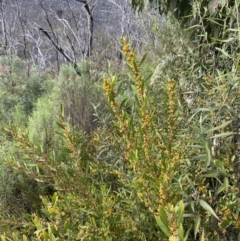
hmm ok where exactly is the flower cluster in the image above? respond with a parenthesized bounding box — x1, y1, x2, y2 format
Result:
(168, 209, 179, 240)
(167, 79, 177, 142)
(103, 77, 117, 113)
(121, 38, 145, 99)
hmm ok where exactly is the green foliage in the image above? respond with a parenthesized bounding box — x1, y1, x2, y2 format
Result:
(1, 1, 240, 240)
(0, 57, 51, 121)
(54, 61, 105, 132)
(1, 30, 240, 239)
(131, 0, 191, 19)
(132, 0, 239, 60)
(27, 95, 60, 154)
(0, 39, 172, 240)
(147, 1, 240, 239)
(0, 57, 54, 232)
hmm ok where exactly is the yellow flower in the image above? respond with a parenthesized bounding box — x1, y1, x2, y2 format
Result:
(235, 219, 240, 228)
(169, 235, 180, 241)
(48, 206, 59, 215)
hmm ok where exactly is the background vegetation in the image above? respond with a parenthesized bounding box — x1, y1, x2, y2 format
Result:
(0, 0, 239, 240)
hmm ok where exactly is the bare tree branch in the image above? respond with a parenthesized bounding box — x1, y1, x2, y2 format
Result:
(38, 26, 81, 75)
(76, 0, 94, 57)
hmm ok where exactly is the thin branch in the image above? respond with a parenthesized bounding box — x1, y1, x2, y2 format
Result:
(38, 26, 81, 76)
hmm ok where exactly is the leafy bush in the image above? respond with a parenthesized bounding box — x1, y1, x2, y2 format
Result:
(27, 95, 61, 154)
(53, 61, 106, 133)
(0, 57, 51, 120)
(0, 1, 240, 240)
(0, 57, 54, 227)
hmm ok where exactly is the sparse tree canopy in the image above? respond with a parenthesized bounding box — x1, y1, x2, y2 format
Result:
(131, 0, 191, 19)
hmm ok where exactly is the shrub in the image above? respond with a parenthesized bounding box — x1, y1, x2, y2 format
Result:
(1, 9, 240, 240)
(53, 61, 106, 133)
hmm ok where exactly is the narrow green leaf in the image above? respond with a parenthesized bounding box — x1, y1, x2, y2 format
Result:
(119, 98, 129, 110)
(199, 199, 220, 220)
(217, 182, 226, 194)
(139, 53, 147, 66)
(144, 72, 153, 82)
(179, 223, 184, 241)
(159, 206, 168, 226)
(23, 234, 28, 241)
(11, 233, 18, 241)
(194, 215, 201, 239)
(52, 192, 58, 205)
(200, 228, 205, 241)
(224, 177, 229, 192)
(60, 104, 64, 116)
(183, 224, 192, 241)
(116, 81, 123, 94)
(205, 120, 232, 133)
(183, 214, 195, 218)
(155, 216, 170, 237)
(48, 224, 57, 241)
(189, 108, 211, 122)
(0, 235, 6, 241)
(204, 142, 211, 167)
(215, 47, 231, 58)
(211, 132, 235, 138)
(177, 200, 185, 225)
(33, 216, 43, 230)
(193, 154, 207, 160)
(56, 122, 65, 130)
(133, 60, 138, 73)
(188, 144, 204, 149)
(201, 172, 218, 178)
(190, 201, 195, 213)
(213, 37, 235, 43)
(48, 224, 52, 235)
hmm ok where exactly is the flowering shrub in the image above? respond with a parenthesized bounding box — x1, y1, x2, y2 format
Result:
(0, 15, 240, 241)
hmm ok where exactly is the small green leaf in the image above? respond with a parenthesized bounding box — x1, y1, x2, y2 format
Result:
(211, 131, 235, 138)
(0, 235, 6, 241)
(215, 47, 231, 58)
(213, 37, 235, 43)
(199, 199, 220, 220)
(116, 81, 123, 94)
(52, 192, 58, 205)
(133, 60, 138, 73)
(33, 216, 43, 230)
(183, 213, 195, 218)
(155, 216, 170, 237)
(159, 206, 168, 226)
(11, 233, 18, 241)
(200, 228, 205, 241)
(145, 72, 153, 82)
(119, 98, 129, 110)
(204, 142, 211, 167)
(177, 200, 185, 225)
(179, 223, 184, 241)
(194, 215, 201, 239)
(201, 172, 218, 178)
(183, 224, 192, 241)
(205, 120, 232, 133)
(189, 108, 211, 122)
(56, 121, 65, 130)
(190, 201, 195, 213)
(224, 177, 229, 192)
(217, 181, 226, 194)
(139, 53, 147, 66)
